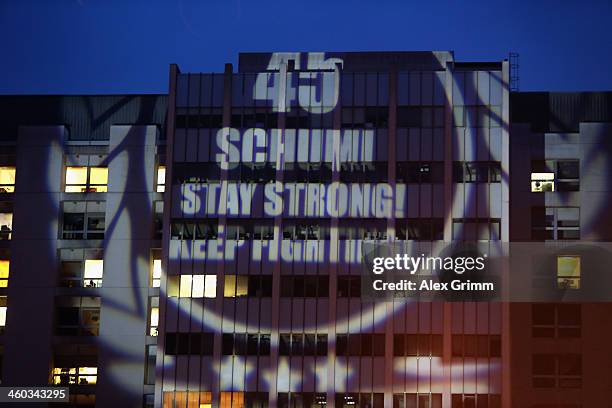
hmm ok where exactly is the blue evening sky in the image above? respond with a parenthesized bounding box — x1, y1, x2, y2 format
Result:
(1, 0, 611, 94)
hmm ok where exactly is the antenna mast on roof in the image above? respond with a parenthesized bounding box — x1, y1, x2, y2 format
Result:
(509, 52, 520, 92)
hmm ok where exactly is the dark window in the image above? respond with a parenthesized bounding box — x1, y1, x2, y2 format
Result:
(335, 334, 386, 357)
(532, 354, 582, 388)
(395, 393, 443, 408)
(55, 297, 101, 336)
(62, 209, 105, 240)
(451, 394, 501, 408)
(338, 219, 387, 240)
(171, 220, 219, 240)
(531, 207, 579, 241)
(452, 335, 501, 357)
(316, 334, 327, 356)
(395, 334, 443, 357)
(173, 163, 221, 183)
(165, 333, 177, 355)
(452, 218, 501, 241)
(397, 107, 422, 127)
(284, 162, 333, 183)
(221, 333, 270, 356)
(282, 219, 331, 240)
(280, 276, 329, 297)
(453, 161, 501, 183)
(247, 275, 273, 297)
(280, 334, 326, 356)
(396, 218, 444, 241)
(226, 218, 275, 240)
(163, 333, 210, 355)
(337, 276, 361, 298)
(340, 162, 388, 183)
(336, 393, 384, 408)
(396, 162, 444, 184)
(226, 163, 276, 183)
(532, 303, 581, 338)
(279, 393, 327, 408)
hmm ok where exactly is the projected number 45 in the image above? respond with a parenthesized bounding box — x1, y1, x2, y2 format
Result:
(253, 52, 344, 113)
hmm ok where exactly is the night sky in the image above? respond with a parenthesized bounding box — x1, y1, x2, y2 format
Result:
(1, 0, 611, 94)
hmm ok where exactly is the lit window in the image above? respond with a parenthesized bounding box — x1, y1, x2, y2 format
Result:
(179, 275, 192, 297)
(0, 213, 12, 240)
(204, 275, 217, 298)
(220, 392, 245, 408)
(192, 275, 204, 297)
(150, 307, 159, 336)
(59, 251, 104, 288)
(83, 260, 103, 288)
(53, 366, 97, 385)
(65, 167, 87, 192)
(557, 256, 580, 289)
(531, 173, 555, 192)
(152, 259, 162, 288)
(65, 166, 108, 193)
(167, 275, 217, 298)
(224, 275, 249, 297)
(0, 296, 7, 331)
(0, 260, 9, 287)
(0, 167, 16, 193)
(148, 296, 159, 336)
(156, 165, 166, 193)
(89, 168, 108, 190)
(163, 392, 212, 408)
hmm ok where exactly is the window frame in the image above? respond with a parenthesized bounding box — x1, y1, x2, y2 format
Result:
(64, 165, 108, 193)
(0, 166, 16, 193)
(52, 366, 98, 386)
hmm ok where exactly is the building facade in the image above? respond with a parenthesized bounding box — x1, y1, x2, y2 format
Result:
(0, 52, 609, 408)
(158, 51, 510, 408)
(0, 95, 167, 407)
(509, 92, 612, 407)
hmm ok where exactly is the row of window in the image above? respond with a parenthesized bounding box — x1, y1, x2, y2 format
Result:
(61, 200, 164, 241)
(178, 105, 503, 131)
(57, 252, 577, 298)
(279, 333, 328, 356)
(167, 274, 322, 298)
(56, 295, 161, 339)
(64, 161, 165, 193)
(171, 218, 501, 242)
(166, 332, 495, 359)
(161, 391, 502, 408)
(167, 274, 332, 298)
(58, 256, 159, 290)
(172, 161, 501, 184)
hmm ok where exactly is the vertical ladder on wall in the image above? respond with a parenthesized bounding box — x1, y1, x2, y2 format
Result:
(509, 52, 520, 92)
